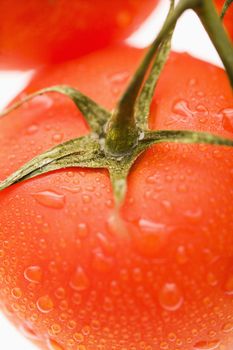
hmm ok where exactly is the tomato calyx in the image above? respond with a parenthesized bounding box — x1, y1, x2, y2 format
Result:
(0, 0, 233, 206)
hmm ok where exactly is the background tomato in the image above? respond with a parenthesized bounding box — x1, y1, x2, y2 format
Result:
(0, 46, 233, 350)
(215, 0, 233, 39)
(0, 0, 158, 69)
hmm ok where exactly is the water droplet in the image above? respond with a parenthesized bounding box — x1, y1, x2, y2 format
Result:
(69, 266, 89, 291)
(224, 274, 233, 295)
(61, 185, 81, 193)
(168, 332, 177, 342)
(32, 190, 65, 209)
(221, 108, 233, 133)
(76, 223, 89, 238)
(47, 338, 64, 350)
(133, 219, 168, 257)
(36, 295, 54, 313)
(108, 71, 130, 95)
(196, 104, 209, 124)
(11, 287, 22, 299)
(81, 325, 90, 336)
(82, 194, 91, 204)
(27, 124, 39, 135)
(206, 272, 218, 287)
(161, 200, 173, 214)
(73, 332, 84, 343)
(52, 133, 63, 142)
(32, 95, 53, 109)
(176, 245, 188, 264)
(193, 340, 220, 350)
(160, 342, 169, 350)
(108, 71, 129, 84)
(158, 283, 183, 311)
(96, 232, 115, 254)
(67, 320, 77, 329)
(24, 266, 42, 283)
(173, 100, 193, 118)
(49, 323, 62, 335)
(184, 208, 203, 223)
(222, 322, 233, 333)
(55, 287, 66, 299)
(92, 250, 113, 272)
(189, 78, 197, 86)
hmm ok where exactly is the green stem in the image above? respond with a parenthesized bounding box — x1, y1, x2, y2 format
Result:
(220, 0, 233, 19)
(196, 0, 233, 86)
(105, 0, 200, 157)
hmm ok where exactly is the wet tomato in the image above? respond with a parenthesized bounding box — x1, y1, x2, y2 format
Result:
(0, 46, 233, 349)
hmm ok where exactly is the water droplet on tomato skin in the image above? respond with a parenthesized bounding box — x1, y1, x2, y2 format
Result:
(26, 124, 39, 135)
(224, 274, 233, 295)
(11, 287, 22, 299)
(36, 295, 54, 313)
(69, 266, 89, 291)
(108, 71, 130, 84)
(92, 250, 114, 273)
(160, 342, 169, 350)
(176, 245, 188, 264)
(132, 219, 169, 257)
(32, 190, 65, 209)
(221, 108, 233, 133)
(184, 208, 203, 223)
(73, 332, 84, 343)
(172, 99, 193, 118)
(52, 132, 64, 142)
(222, 322, 233, 333)
(196, 104, 209, 124)
(193, 339, 221, 350)
(206, 272, 218, 287)
(158, 283, 183, 312)
(96, 232, 115, 255)
(55, 287, 66, 299)
(168, 332, 177, 342)
(76, 223, 89, 238)
(67, 319, 77, 330)
(24, 265, 42, 283)
(49, 323, 62, 336)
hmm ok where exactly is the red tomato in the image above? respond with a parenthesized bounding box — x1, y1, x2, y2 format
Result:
(0, 0, 158, 68)
(0, 46, 233, 350)
(215, 0, 233, 39)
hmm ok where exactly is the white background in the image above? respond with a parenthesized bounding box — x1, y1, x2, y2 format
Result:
(0, 0, 222, 349)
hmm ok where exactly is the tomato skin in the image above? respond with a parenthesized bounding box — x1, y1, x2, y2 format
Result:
(0, 46, 233, 350)
(0, 0, 157, 68)
(215, 0, 233, 39)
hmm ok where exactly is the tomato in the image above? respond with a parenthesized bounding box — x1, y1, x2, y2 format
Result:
(0, 0, 158, 69)
(215, 0, 233, 39)
(0, 46, 233, 350)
